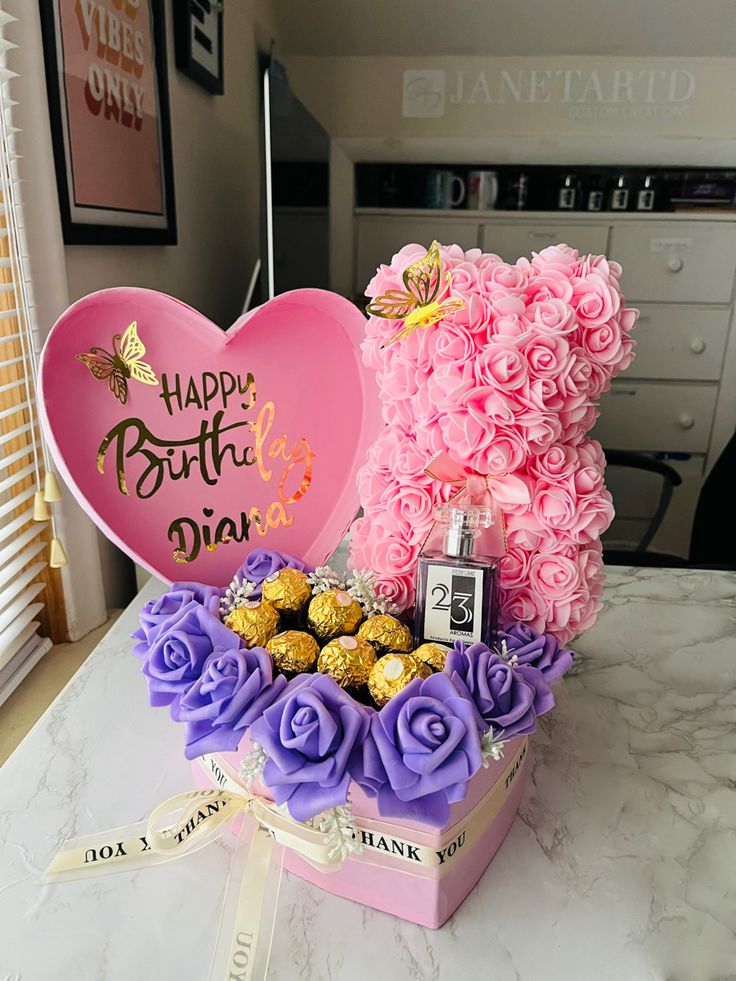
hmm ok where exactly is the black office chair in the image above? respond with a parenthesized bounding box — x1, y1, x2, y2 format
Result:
(602, 434, 736, 571)
(602, 450, 686, 568)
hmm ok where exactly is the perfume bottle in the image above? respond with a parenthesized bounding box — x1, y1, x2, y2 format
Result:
(413, 503, 500, 649)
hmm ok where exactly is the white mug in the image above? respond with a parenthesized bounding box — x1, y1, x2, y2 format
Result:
(468, 170, 498, 210)
(426, 170, 466, 209)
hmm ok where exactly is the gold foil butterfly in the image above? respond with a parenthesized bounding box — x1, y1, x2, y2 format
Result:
(76, 321, 158, 405)
(366, 240, 465, 348)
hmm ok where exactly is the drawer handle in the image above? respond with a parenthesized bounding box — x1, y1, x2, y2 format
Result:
(527, 231, 558, 239)
(678, 413, 695, 430)
(637, 315, 651, 324)
(690, 338, 706, 354)
(667, 256, 685, 273)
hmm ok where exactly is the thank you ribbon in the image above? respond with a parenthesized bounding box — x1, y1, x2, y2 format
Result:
(42, 738, 528, 979)
(424, 452, 530, 557)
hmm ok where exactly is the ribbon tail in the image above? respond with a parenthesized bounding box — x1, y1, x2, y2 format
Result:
(209, 818, 284, 981)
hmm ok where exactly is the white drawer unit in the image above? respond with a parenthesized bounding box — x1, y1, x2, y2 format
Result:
(355, 217, 479, 294)
(481, 222, 609, 262)
(594, 382, 718, 453)
(609, 222, 736, 304)
(625, 305, 730, 382)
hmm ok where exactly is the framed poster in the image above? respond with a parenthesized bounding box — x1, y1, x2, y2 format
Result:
(39, 0, 177, 245)
(173, 1, 224, 95)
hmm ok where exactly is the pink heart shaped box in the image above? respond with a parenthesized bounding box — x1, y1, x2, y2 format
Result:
(39, 288, 383, 584)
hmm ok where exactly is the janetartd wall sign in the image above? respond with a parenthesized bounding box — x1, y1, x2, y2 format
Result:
(39, 0, 176, 244)
(286, 55, 736, 144)
(38, 288, 382, 585)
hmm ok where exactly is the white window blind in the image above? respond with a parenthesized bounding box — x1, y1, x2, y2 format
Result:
(0, 4, 65, 705)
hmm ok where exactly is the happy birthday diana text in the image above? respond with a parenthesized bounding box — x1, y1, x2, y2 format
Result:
(96, 370, 314, 563)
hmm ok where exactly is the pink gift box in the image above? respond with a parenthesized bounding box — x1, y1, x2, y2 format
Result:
(192, 734, 529, 929)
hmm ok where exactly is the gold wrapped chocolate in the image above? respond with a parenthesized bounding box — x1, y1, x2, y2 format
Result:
(357, 614, 413, 656)
(306, 590, 364, 642)
(225, 600, 279, 648)
(413, 642, 451, 672)
(266, 630, 319, 673)
(317, 635, 376, 688)
(261, 568, 312, 614)
(368, 653, 429, 707)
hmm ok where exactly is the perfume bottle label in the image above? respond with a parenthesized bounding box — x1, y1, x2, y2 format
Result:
(558, 188, 576, 209)
(423, 564, 484, 644)
(587, 190, 603, 211)
(611, 189, 629, 210)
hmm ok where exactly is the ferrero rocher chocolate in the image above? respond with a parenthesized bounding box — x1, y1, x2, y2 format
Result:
(306, 590, 364, 642)
(368, 653, 428, 707)
(266, 630, 319, 673)
(261, 568, 312, 614)
(224, 600, 280, 648)
(357, 614, 413, 656)
(413, 642, 451, 672)
(317, 635, 376, 688)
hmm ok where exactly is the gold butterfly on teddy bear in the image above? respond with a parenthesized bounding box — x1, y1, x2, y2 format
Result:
(366, 240, 465, 348)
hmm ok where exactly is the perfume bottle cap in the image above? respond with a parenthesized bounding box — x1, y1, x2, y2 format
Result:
(434, 503, 494, 558)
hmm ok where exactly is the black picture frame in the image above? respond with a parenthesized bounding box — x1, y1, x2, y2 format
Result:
(38, 0, 177, 246)
(173, 1, 224, 95)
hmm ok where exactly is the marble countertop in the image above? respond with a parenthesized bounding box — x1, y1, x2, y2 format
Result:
(1, 566, 734, 981)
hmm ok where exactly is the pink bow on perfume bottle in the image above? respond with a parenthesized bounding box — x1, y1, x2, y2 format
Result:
(423, 453, 531, 558)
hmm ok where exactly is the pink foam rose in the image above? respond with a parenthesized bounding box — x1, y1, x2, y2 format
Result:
(532, 480, 578, 533)
(526, 297, 575, 335)
(448, 260, 481, 295)
(528, 551, 581, 602)
(500, 587, 547, 633)
(489, 312, 529, 341)
(375, 573, 415, 613)
(472, 425, 529, 475)
(449, 293, 494, 337)
(522, 333, 570, 378)
(438, 407, 496, 462)
(370, 508, 424, 571)
(555, 351, 594, 400)
(572, 489, 615, 543)
(428, 321, 478, 370)
(572, 272, 621, 327)
(357, 463, 390, 508)
(498, 546, 532, 589)
(480, 261, 530, 296)
(620, 307, 639, 333)
(532, 244, 580, 272)
(348, 515, 373, 569)
(526, 270, 574, 303)
(386, 478, 435, 528)
(474, 343, 528, 392)
(581, 318, 624, 366)
(529, 444, 580, 482)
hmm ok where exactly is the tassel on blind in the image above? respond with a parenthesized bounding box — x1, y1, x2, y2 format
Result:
(49, 537, 68, 568)
(44, 471, 62, 502)
(33, 489, 50, 521)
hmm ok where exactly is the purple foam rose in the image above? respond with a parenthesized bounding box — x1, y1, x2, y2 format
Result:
(355, 672, 482, 828)
(132, 581, 223, 658)
(499, 622, 575, 682)
(179, 646, 287, 760)
(445, 642, 555, 740)
(249, 673, 371, 822)
(233, 549, 313, 598)
(141, 604, 242, 718)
